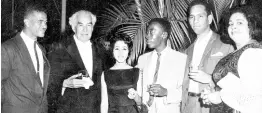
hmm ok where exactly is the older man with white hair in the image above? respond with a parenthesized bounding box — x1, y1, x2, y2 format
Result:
(47, 10, 103, 113)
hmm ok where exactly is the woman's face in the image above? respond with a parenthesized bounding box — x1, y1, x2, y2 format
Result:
(113, 40, 129, 63)
(228, 12, 251, 45)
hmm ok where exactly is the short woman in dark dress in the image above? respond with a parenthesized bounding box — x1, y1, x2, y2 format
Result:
(201, 6, 262, 113)
(100, 34, 139, 113)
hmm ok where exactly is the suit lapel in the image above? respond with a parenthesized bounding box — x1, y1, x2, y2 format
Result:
(14, 34, 42, 87)
(184, 34, 216, 91)
(66, 37, 98, 80)
(199, 32, 217, 67)
(66, 38, 86, 70)
(91, 45, 96, 80)
(14, 34, 36, 74)
(184, 44, 195, 92)
(187, 43, 195, 66)
(42, 50, 50, 94)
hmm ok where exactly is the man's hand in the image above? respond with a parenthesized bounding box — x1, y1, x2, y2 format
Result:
(189, 70, 212, 84)
(63, 74, 86, 88)
(148, 84, 167, 97)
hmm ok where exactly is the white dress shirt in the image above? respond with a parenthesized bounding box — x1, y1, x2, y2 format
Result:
(21, 31, 44, 87)
(148, 47, 167, 81)
(148, 47, 168, 112)
(189, 30, 212, 93)
(74, 36, 93, 78)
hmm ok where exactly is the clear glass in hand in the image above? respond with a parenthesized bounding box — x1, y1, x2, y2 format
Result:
(189, 65, 201, 73)
(147, 84, 155, 96)
(76, 70, 89, 79)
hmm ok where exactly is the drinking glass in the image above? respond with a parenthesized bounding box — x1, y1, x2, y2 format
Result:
(76, 70, 89, 79)
(189, 65, 199, 73)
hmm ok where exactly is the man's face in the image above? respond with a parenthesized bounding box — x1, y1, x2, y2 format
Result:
(26, 11, 47, 38)
(75, 13, 94, 42)
(146, 22, 165, 49)
(188, 4, 211, 35)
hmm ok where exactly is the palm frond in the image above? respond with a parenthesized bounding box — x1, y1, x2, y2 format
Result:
(210, 0, 248, 29)
(98, 0, 249, 65)
(98, 3, 139, 36)
(98, 0, 192, 65)
(168, 0, 191, 50)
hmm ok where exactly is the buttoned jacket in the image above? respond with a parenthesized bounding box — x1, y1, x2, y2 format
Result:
(1, 33, 50, 113)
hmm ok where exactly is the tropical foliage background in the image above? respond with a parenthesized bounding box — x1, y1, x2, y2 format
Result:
(2, 0, 260, 64)
(96, 0, 250, 65)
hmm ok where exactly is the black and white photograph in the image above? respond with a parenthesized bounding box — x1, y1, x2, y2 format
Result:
(1, 0, 262, 113)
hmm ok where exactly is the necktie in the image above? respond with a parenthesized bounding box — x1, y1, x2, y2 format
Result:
(147, 52, 161, 107)
(34, 41, 39, 75)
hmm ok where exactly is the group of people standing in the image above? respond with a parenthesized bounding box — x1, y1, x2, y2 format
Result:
(2, 0, 262, 113)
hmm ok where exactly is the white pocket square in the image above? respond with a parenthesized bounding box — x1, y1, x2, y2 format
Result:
(82, 77, 94, 89)
(211, 52, 224, 57)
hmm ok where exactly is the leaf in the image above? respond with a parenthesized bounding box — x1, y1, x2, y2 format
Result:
(98, 0, 192, 65)
(97, 0, 248, 65)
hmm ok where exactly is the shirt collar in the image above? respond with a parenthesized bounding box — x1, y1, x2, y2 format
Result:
(20, 31, 36, 45)
(197, 30, 213, 43)
(153, 46, 169, 56)
(73, 35, 92, 46)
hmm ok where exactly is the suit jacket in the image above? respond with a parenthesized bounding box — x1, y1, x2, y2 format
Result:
(47, 35, 103, 113)
(181, 32, 234, 113)
(1, 33, 50, 113)
(136, 46, 187, 113)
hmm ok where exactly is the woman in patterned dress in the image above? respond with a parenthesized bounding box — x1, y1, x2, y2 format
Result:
(200, 6, 262, 113)
(100, 34, 140, 113)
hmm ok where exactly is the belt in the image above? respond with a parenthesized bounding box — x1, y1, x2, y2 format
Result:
(188, 92, 201, 97)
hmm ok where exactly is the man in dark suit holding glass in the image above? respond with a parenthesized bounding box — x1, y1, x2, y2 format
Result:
(47, 10, 103, 113)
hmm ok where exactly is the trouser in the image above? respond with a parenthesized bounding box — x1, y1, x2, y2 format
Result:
(183, 95, 210, 113)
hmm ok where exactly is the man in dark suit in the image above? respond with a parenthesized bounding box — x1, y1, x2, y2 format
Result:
(47, 10, 103, 113)
(181, 1, 234, 113)
(1, 4, 50, 113)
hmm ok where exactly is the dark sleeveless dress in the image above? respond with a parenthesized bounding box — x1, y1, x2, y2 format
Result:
(104, 68, 139, 113)
(210, 42, 262, 113)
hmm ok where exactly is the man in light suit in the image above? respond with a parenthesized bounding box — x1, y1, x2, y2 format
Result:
(136, 18, 187, 113)
(181, 1, 234, 113)
(47, 10, 103, 113)
(1, 4, 50, 113)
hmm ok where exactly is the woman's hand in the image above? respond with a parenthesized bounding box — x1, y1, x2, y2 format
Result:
(201, 89, 222, 105)
(128, 88, 137, 99)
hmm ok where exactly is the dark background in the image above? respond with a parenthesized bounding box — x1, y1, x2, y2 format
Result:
(1, 0, 134, 44)
(2, 0, 262, 49)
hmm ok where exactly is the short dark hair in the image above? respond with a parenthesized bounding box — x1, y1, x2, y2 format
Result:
(109, 33, 133, 55)
(107, 33, 133, 65)
(147, 18, 172, 39)
(23, 3, 46, 20)
(188, 0, 212, 16)
(221, 5, 262, 43)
